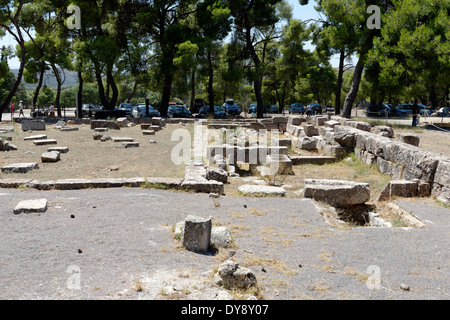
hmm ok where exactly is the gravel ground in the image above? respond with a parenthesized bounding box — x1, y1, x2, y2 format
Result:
(0, 187, 448, 300)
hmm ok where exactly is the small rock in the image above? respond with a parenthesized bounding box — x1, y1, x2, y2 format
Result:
(400, 283, 410, 291)
(149, 140, 157, 144)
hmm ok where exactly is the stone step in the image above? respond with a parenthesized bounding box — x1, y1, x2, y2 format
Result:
(33, 139, 57, 146)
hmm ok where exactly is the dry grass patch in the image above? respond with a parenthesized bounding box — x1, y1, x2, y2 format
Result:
(0, 123, 189, 181)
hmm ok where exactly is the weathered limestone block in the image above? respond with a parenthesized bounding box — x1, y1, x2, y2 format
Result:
(303, 179, 370, 207)
(41, 151, 60, 162)
(373, 126, 394, 138)
(206, 167, 228, 183)
(22, 120, 46, 131)
(210, 227, 232, 249)
(24, 134, 47, 141)
(1, 163, 39, 173)
(288, 116, 302, 126)
(377, 180, 418, 201)
(90, 120, 120, 130)
(33, 139, 57, 146)
(304, 124, 319, 137)
(181, 215, 212, 253)
(297, 136, 318, 150)
(237, 184, 286, 197)
(13, 199, 48, 214)
(397, 133, 420, 147)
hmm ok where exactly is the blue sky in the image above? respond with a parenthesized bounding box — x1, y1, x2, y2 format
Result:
(1, 0, 344, 69)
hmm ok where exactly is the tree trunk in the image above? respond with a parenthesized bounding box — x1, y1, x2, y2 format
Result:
(207, 50, 215, 116)
(76, 70, 83, 119)
(0, 37, 25, 121)
(334, 49, 345, 114)
(107, 70, 118, 110)
(95, 70, 109, 109)
(341, 56, 365, 119)
(190, 67, 196, 112)
(127, 81, 138, 103)
(254, 76, 264, 118)
(50, 63, 62, 117)
(160, 73, 173, 117)
(32, 61, 46, 112)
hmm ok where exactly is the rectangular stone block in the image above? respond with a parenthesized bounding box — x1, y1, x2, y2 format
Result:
(22, 120, 46, 131)
(90, 120, 120, 130)
(47, 147, 69, 153)
(24, 135, 47, 141)
(33, 139, 57, 146)
(1, 163, 39, 173)
(14, 199, 48, 214)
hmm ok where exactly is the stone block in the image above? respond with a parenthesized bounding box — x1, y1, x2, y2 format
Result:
(1, 163, 39, 173)
(21, 120, 46, 131)
(47, 147, 69, 153)
(237, 184, 286, 196)
(397, 133, 420, 147)
(33, 139, 57, 146)
(373, 126, 394, 138)
(90, 120, 120, 130)
(24, 135, 47, 141)
(377, 180, 418, 201)
(41, 151, 60, 163)
(181, 215, 212, 253)
(210, 227, 232, 249)
(303, 179, 370, 207)
(142, 130, 155, 135)
(315, 116, 328, 126)
(116, 117, 128, 127)
(304, 124, 319, 137)
(13, 199, 48, 214)
(296, 137, 318, 150)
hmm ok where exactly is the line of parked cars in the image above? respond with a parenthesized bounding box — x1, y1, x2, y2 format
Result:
(366, 103, 433, 118)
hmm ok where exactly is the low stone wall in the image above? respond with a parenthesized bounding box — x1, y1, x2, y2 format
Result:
(322, 123, 450, 205)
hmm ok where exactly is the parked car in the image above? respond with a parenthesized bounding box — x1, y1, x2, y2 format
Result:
(117, 103, 133, 115)
(222, 99, 241, 115)
(197, 105, 227, 119)
(324, 105, 334, 113)
(31, 107, 49, 118)
(306, 103, 322, 115)
(267, 104, 279, 113)
(394, 103, 431, 117)
(366, 103, 394, 117)
(131, 105, 160, 118)
(434, 107, 449, 117)
(168, 104, 192, 118)
(289, 103, 305, 114)
(74, 103, 99, 118)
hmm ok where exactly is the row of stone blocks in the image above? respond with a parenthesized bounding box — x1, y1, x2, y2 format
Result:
(327, 125, 450, 205)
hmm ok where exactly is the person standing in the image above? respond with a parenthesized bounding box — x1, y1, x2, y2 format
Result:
(412, 99, 419, 126)
(10, 102, 15, 120)
(49, 103, 55, 118)
(18, 101, 24, 118)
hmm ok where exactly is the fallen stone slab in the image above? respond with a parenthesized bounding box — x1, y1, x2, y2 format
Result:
(1, 162, 39, 173)
(33, 139, 57, 146)
(47, 146, 69, 153)
(116, 142, 139, 148)
(60, 127, 79, 132)
(237, 184, 286, 197)
(0, 139, 17, 151)
(142, 130, 156, 135)
(41, 151, 60, 163)
(303, 179, 370, 207)
(21, 120, 46, 131)
(52, 178, 146, 190)
(315, 116, 328, 126)
(377, 180, 418, 202)
(111, 137, 134, 142)
(181, 215, 212, 253)
(13, 198, 48, 215)
(0, 127, 14, 132)
(24, 135, 47, 141)
(94, 128, 108, 132)
(90, 120, 120, 130)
